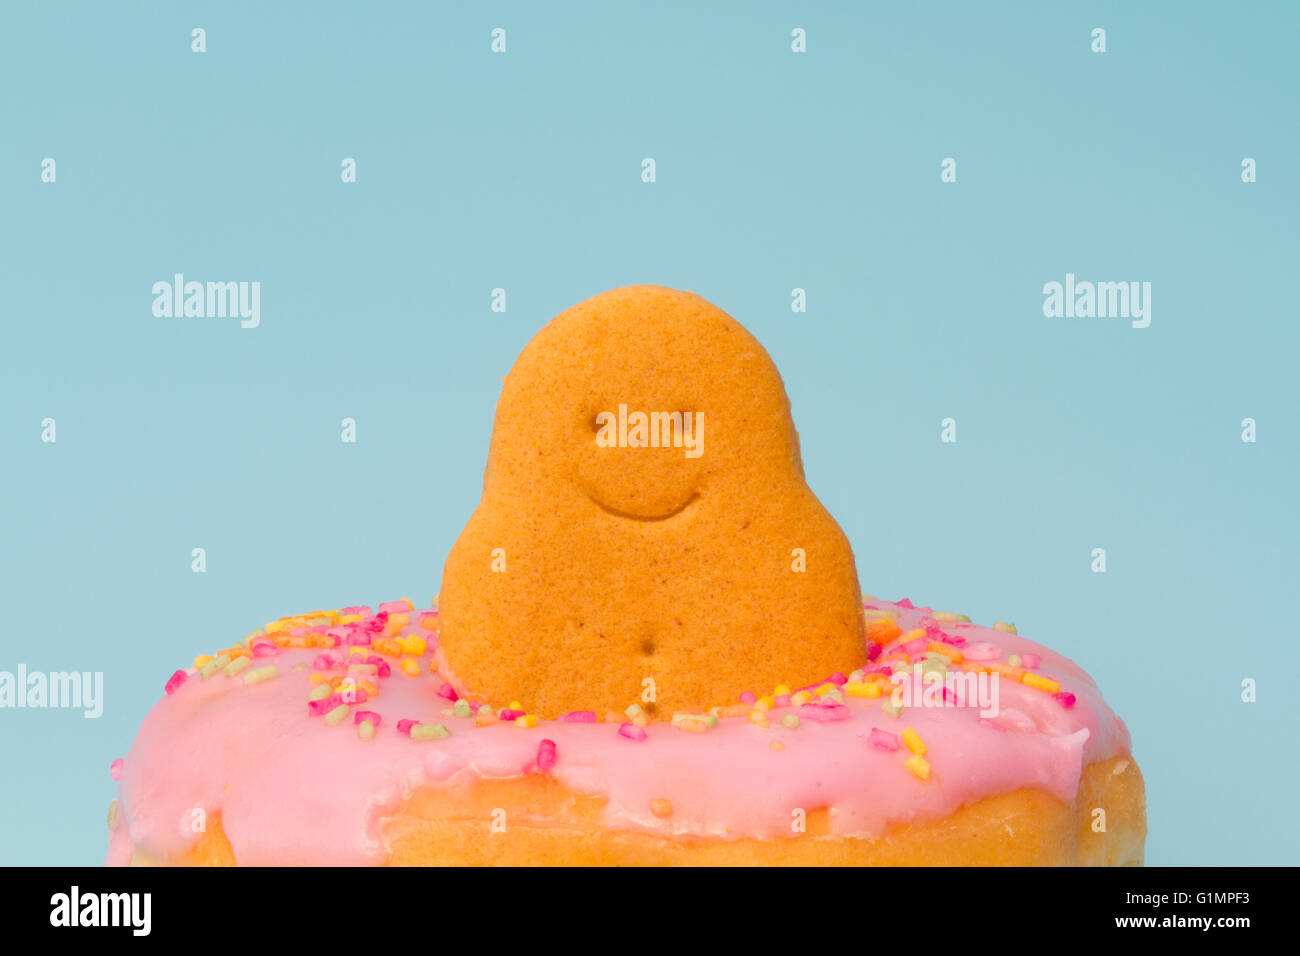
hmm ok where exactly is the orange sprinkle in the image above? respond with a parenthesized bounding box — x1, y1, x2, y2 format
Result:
(865, 618, 903, 646)
(927, 641, 963, 663)
(650, 798, 673, 818)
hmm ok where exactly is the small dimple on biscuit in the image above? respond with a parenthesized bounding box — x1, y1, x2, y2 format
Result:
(437, 285, 866, 717)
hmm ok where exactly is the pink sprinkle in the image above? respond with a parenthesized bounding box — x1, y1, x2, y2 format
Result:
(829, 672, 848, 686)
(536, 739, 558, 772)
(867, 664, 894, 676)
(498, 708, 524, 722)
(312, 652, 342, 670)
(396, 719, 418, 736)
(343, 627, 373, 646)
(109, 758, 124, 780)
(774, 694, 792, 707)
(866, 642, 882, 662)
(739, 691, 757, 705)
(364, 656, 391, 678)
(338, 687, 368, 705)
(354, 710, 382, 727)
(362, 612, 388, 633)
(378, 600, 409, 614)
(799, 702, 851, 722)
(560, 710, 598, 723)
(251, 637, 279, 658)
(899, 637, 929, 656)
(864, 604, 877, 610)
(618, 722, 647, 741)
(309, 694, 342, 716)
(896, 598, 915, 609)
(869, 728, 899, 752)
(1021, 653, 1041, 669)
(436, 683, 459, 702)
(338, 606, 372, 616)
(164, 669, 187, 695)
(1054, 692, 1077, 709)
(964, 642, 1001, 662)
(418, 612, 439, 628)
(938, 633, 967, 648)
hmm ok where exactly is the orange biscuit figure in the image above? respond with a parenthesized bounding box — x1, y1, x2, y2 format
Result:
(436, 285, 865, 718)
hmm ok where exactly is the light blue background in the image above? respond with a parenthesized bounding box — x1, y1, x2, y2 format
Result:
(2, 1, 1296, 865)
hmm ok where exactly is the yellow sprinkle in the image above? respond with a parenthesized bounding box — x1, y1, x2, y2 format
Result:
(755, 695, 775, 711)
(397, 635, 426, 656)
(388, 598, 414, 611)
(862, 608, 899, 620)
(632, 711, 650, 727)
(676, 717, 710, 734)
(900, 628, 927, 643)
(931, 611, 971, 623)
(901, 727, 927, 755)
(993, 621, 1018, 634)
(474, 711, 499, 727)
(107, 799, 119, 832)
(905, 754, 931, 781)
(791, 690, 813, 706)
(749, 709, 769, 728)
(509, 700, 523, 711)
(650, 798, 673, 818)
(308, 673, 328, 686)
(193, 654, 213, 668)
(770, 740, 785, 751)
(774, 684, 791, 696)
(1022, 673, 1061, 694)
(516, 714, 538, 728)
(844, 681, 883, 699)
(337, 613, 365, 625)
(400, 658, 420, 677)
(813, 684, 835, 697)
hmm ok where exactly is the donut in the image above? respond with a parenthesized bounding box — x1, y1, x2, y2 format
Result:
(105, 287, 1145, 866)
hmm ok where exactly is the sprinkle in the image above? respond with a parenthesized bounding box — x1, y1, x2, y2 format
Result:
(419, 612, 439, 631)
(516, 714, 539, 728)
(308, 683, 333, 702)
(474, 710, 499, 727)
(770, 740, 786, 751)
(371, 637, 403, 657)
(774, 684, 792, 696)
(379, 598, 414, 614)
(964, 642, 1001, 662)
(1007, 654, 1022, 667)
(536, 739, 558, 771)
(400, 658, 420, 677)
(410, 722, 451, 740)
(193, 654, 213, 669)
(862, 608, 899, 620)
(618, 722, 647, 741)
(931, 611, 970, 623)
(781, 713, 800, 729)
(1022, 672, 1061, 694)
(791, 690, 813, 706)
(396, 718, 417, 736)
(219, 656, 248, 678)
(845, 681, 882, 699)
(865, 618, 903, 646)
(927, 641, 963, 663)
(880, 699, 902, 718)
(498, 708, 524, 722)
(1020, 652, 1041, 670)
(993, 621, 1018, 634)
(107, 799, 119, 832)
(452, 699, 473, 718)
(676, 717, 710, 734)
(242, 665, 279, 686)
(905, 754, 931, 781)
(352, 709, 381, 728)
(435, 683, 459, 702)
(109, 758, 124, 781)
(199, 654, 231, 679)
(357, 720, 376, 740)
(738, 691, 757, 705)
(1054, 692, 1077, 709)
(560, 710, 598, 723)
(164, 670, 188, 695)
(650, 798, 673, 818)
(324, 704, 350, 726)
(869, 727, 900, 752)
(748, 709, 769, 728)
(901, 727, 926, 755)
(798, 701, 851, 722)
(896, 598, 915, 609)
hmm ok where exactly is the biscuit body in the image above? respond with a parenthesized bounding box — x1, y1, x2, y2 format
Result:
(437, 286, 865, 717)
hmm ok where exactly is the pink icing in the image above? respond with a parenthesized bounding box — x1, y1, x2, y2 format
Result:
(107, 599, 1131, 865)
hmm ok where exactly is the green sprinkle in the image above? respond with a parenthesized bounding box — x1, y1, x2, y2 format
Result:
(242, 664, 279, 687)
(410, 722, 450, 740)
(881, 699, 903, 718)
(357, 719, 376, 740)
(241, 627, 265, 646)
(223, 656, 251, 677)
(200, 654, 231, 679)
(625, 704, 643, 719)
(452, 699, 472, 718)
(704, 713, 718, 728)
(993, 621, 1018, 635)
(932, 611, 970, 623)
(781, 713, 800, 729)
(821, 688, 845, 705)
(1007, 654, 1022, 668)
(848, 669, 865, 684)
(324, 704, 350, 726)
(863, 609, 899, 620)
(107, 799, 119, 832)
(308, 683, 332, 701)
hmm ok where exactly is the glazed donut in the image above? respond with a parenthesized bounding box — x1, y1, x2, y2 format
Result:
(105, 287, 1144, 866)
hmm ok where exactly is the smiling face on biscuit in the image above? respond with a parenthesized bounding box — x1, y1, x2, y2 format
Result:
(439, 285, 865, 718)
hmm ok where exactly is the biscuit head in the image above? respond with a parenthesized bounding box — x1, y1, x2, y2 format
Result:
(437, 285, 865, 718)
